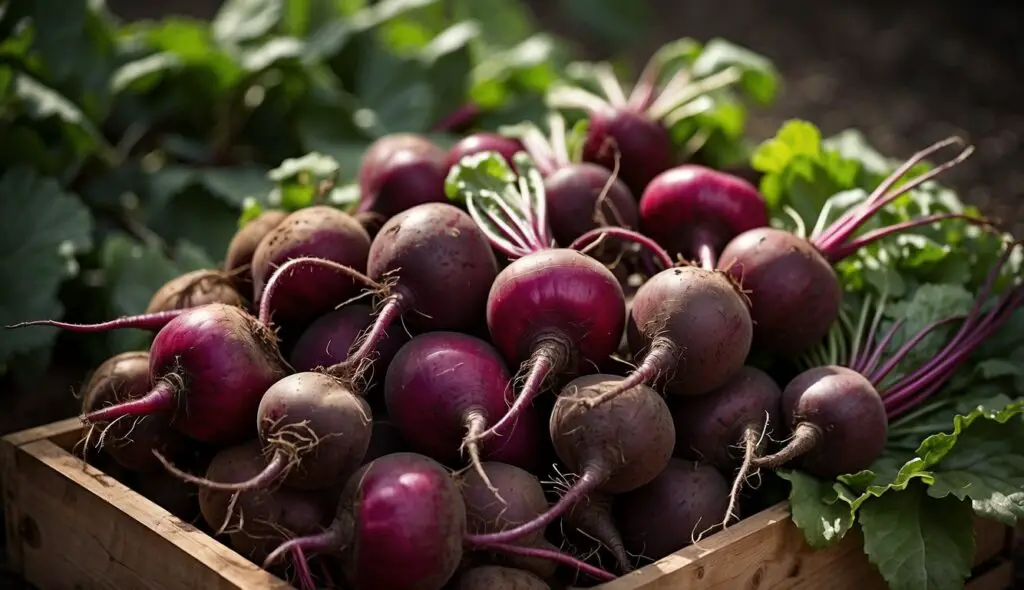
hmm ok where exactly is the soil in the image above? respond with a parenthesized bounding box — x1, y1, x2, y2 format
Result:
(2, 1, 1020, 587)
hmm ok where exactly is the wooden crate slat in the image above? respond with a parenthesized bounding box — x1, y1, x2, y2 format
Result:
(2, 434, 291, 590)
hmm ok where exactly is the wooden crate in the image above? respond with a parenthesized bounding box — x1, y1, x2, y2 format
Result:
(1, 419, 1016, 590)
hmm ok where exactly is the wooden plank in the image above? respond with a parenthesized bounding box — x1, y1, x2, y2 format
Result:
(594, 503, 1014, 590)
(3, 418, 81, 448)
(2, 435, 291, 590)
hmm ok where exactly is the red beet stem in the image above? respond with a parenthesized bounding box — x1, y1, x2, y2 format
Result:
(326, 294, 407, 379)
(464, 470, 602, 546)
(825, 213, 993, 264)
(84, 380, 177, 423)
(486, 541, 616, 583)
(868, 317, 962, 385)
(858, 318, 906, 377)
(570, 227, 674, 270)
(814, 138, 974, 256)
(263, 526, 341, 569)
(154, 448, 289, 492)
(258, 257, 382, 326)
(7, 309, 186, 333)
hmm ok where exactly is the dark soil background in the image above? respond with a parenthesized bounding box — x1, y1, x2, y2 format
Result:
(2, 0, 1020, 587)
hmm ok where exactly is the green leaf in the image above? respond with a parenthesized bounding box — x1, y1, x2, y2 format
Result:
(13, 72, 107, 160)
(859, 483, 974, 590)
(917, 401, 1024, 524)
(268, 152, 341, 210)
(777, 470, 855, 548)
(444, 150, 517, 203)
(0, 168, 93, 371)
(691, 38, 780, 105)
(149, 166, 274, 208)
(240, 36, 305, 72)
(419, 21, 479, 124)
(212, 0, 284, 46)
(111, 52, 183, 95)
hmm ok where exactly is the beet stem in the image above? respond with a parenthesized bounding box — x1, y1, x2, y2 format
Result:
(547, 113, 573, 169)
(628, 50, 670, 111)
(516, 125, 560, 176)
(825, 213, 993, 264)
(7, 309, 185, 333)
(690, 226, 720, 271)
(749, 422, 822, 470)
(290, 545, 317, 590)
(466, 197, 532, 259)
(154, 448, 289, 492)
(592, 64, 628, 109)
(848, 294, 880, 373)
(569, 227, 674, 270)
(869, 317, 962, 386)
(579, 339, 676, 409)
(647, 67, 740, 122)
(547, 84, 613, 114)
(858, 317, 907, 378)
(464, 469, 603, 545)
(814, 138, 973, 254)
(258, 257, 382, 326)
(485, 541, 616, 583)
(263, 526, 341, 569)
(883, 285, 1023, 414)
(326, 294, 406, 381)
(84, 380, 177, 423)
(475, 338, 567, 443)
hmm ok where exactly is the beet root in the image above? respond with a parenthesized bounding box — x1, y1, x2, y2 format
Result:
(454, 566, 552, 590)
(358, 134, 449, 219)
(544, 163, 639, 246)
(264, 452, 467, 590)
(582, 108, 672, 197)
(614, 458, 731, 563)
(83, 304, 289, 445)
(753, 365, 888, 478)
(447, 133, 524, 171)
(146, 269, 245, 313)
(252, 206, 372, 325)
(80, 351, 183, 473)
(719, 227, 842, 356)
(224, 209, 289, 289)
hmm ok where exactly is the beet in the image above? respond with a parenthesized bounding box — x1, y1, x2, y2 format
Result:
(447, 133, 524, 171)
(384, 332, 547, 493)
(80, 351, 183, 473)
(264, 452, 467, 590)
(454, 566, 551, 590)
(146, 269, 245, 313)
(639, 165, 768, 268)
(614, 459, 731, 563)
(719, 137, 983, 355)
(252, 206, 372, 325)
(289, 304, 409, 388)
(464, 374, 674, 549)
(82, 304, 289, 444)
(224, 209, 289, 289)
(358, 134, 449, 219)
(326, 203, 498, 379)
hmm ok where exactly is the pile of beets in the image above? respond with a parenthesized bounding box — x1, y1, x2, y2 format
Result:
(11, 62, 1022, 590)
